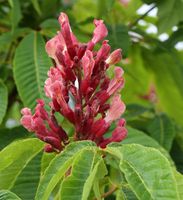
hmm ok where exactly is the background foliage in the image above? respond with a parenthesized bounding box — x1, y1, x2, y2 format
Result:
(0, 0, 183, 199)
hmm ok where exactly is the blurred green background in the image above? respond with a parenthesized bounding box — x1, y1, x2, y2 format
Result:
(0, 0, 183, 173)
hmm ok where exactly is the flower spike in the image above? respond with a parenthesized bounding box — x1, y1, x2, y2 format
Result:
(21, 12, 127, 152)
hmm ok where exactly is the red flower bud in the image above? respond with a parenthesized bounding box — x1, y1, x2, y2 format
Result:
(106, 49, 122, 65)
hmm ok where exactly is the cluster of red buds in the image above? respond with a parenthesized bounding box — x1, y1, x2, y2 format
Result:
(21, 13, 127, 153)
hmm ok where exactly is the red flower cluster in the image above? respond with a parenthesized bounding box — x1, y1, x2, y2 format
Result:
(21, 13, 127, 153)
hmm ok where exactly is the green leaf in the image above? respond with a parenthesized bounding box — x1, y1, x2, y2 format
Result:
(31, 0, 42, 16)
(0, 29, 31, 53)
(174, 171, 183, 199)
(8, 0, 22, 31)
(123, 45, 151, 105)
(116, 190, 126, 200)
(97, 0, 114, 18)
(157, 0, 183, 33)
(72, 0, 98, 23)
(170, 132, 183, 172)
(121, 187, 138, 200)
(123, 127, 162, 148)
(82, 159, 106, 200)
(41, 152, 56, 174)
(92, 159, 108, 200)
(35, 141, 95, 200)
(106, 144, 179, 200)
(0, 139, 43, 190)
(142, 49, 183, 126)
(0, 190, 21, 200)
(0, 80, 8, 124)
(11, 151, 43, 200)
(60, 148, 99, 200)
(107, 24, 130, 57)
(141, 0, 154, 4)
(119, 127, 175, 166)
(116, 187, 138, 200)
(40, 0, 59, 19)
(13, 32, 52, 109)
(110, 127, 169, 153)
(0, 126, 30, 150)
(0, 32, 12, 52)
(147, 114, 175, 151)
(40, 19, 59, 30)
(40, 19, 59, 37)
(124, 104, 151, 120)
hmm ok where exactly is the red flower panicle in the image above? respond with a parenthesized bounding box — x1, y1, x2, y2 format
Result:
(21, 12, 127, 153)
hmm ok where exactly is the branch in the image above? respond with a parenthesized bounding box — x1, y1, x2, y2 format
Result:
(128, 5, 156, 28)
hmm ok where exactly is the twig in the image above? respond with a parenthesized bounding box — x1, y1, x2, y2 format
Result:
(93, 185, 118, 200)
(128, 5, 156, 28)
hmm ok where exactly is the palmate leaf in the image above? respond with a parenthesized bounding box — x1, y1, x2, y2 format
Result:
(13, 32, 52, 110)
(41, 152, 56, 174)
(0, 139, 43, 190)
(106, 144, 179, 200)
(122, 127, 161, 148)
(0, 80, 8, 124)
(35, 141, 96, 200)
(0, 126, 30, 150)
(0, 190, 21, 200)
(60, 148, 99, 200)
(88, 158, 107, 200)
(109, 127, 174, 165)
(11, 151, 43, 200)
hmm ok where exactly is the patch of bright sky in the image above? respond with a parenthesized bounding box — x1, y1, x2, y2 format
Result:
(138, 19, 147, 26)
(137, 4, 158, 34)
(137, 4, 157, 17)
(6, 119, 19, 128)
(158, 33, 169, 41)
(146, 24, 157, 34)
(136, 4, 183, 50)
(175, 42, 183, 50)
(172, 26, 178, 32)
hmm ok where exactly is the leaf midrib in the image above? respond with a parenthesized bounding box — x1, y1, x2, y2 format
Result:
(36, 146, 96, 200)
(159, 116, 164, 146)
(33, 32, 42, 99)
(121, 159, 154, 200)
(81, 149, 98, 200)
(8, 146, 43, 190)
